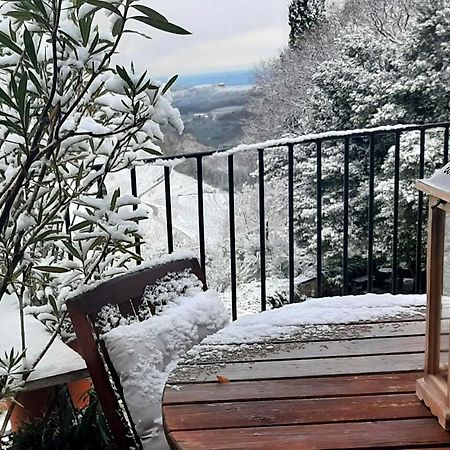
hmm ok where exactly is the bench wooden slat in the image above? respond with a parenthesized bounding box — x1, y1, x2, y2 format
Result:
(163, 372, 421, 404)
(183, 334, 438, 365)
(164, 393, 431, 431)
(168, 418, 450, 449)
(169, 352, 427, 383)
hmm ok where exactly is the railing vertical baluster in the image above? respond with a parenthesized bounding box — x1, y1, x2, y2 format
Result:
(228, 155, 237, 321)
(288, 143, 295, 304)
(415, 129, 426, 293)
(444, 126, 449, 165)
(196, 156, 206, 276)
(342, 137, 350, 295)
(258, 149, 266, 312)
(130, 167, 141, 263)
(164, 166, 174, 254)
(392, 131, 401, 294)
(367, 134, 375, 292)
(316, 140, 322, 298)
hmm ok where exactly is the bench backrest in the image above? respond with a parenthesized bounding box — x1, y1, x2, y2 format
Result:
(66, 257, 206, 449)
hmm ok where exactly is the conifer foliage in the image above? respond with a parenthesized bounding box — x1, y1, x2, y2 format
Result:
(249, 0, 450, 285)
(288, 0, 326, 47)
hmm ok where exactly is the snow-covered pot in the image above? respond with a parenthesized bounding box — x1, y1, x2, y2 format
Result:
(416, 161, 450, 429)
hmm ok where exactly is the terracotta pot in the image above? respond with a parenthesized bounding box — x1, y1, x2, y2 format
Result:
(67, 339, 92, 409)
(67, 377, 92, 409)
(8, 339, 92, 431)
(8, 387, 54, 432)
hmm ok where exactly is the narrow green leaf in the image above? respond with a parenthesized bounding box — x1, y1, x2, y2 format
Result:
(17, 72, 28, 116)
(81, 5, 100, 19)
(28, 70, 44, 95)
(0, 31, 22, 54)
(5, 11, 35, 22)
(112, 16, 123, 37)
(23, 28, 38, 68)
(76, 162, 84, 187)
(33, 266, 71, 273)
(62, 241, 82, 260)
(69, 220, 91, 232)
(32, 0, 47, 16)
(0, 120, 22, 135)
(162, 74, 178, 95)
(88, 32, 100, 53)
(136, 70, 147, 89)
(9, 20, 16, 41)
(92, 43, 111, 55)
(85, 0, 121, 16)
(80, 17, 93, 47)
(140, 147, 162, 156)
(110, 188, 120, 210)
(48, 295, 59, 317)
(29, 229, 56, 244)
(131, 16, 191, 35)
(88, 236, 104, 251)
(132, 5, 167, 22)
(115, 65, 133, 87)
(10, 76, 18, 102)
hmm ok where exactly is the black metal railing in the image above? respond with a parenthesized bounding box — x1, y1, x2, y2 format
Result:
(123, 121, 450, 319)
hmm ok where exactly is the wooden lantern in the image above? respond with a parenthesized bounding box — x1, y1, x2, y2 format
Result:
(416, 162, 450, 429)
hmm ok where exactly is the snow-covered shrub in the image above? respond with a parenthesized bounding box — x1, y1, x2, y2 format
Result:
(207, 179, 300, 292)
(0, 0, 189, 398)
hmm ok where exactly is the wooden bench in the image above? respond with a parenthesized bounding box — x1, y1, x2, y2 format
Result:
(66, 256, 206, 449)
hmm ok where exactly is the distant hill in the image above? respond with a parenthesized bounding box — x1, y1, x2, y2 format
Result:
(174, 69, 255, 88)
(173, 84, 253, 115)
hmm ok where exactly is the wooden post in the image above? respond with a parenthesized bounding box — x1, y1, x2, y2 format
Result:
(417, 196, 449, 428)
(425, 197, 445, 375)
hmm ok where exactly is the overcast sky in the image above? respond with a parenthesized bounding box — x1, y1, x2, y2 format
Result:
(115, 0, 291, 77)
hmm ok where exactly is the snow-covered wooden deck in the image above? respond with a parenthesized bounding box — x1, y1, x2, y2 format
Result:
(162, 307, 450, 449)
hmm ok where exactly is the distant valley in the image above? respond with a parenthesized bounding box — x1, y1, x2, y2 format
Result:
(158, 71, 257, 190)
(172, 84, 254, 149)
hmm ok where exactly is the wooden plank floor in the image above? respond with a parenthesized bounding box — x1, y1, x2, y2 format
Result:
(163, 314, 450, 449)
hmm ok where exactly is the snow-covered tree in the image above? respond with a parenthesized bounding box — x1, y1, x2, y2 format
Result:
(0, 0, 188, 399)
(288, 0, 326, 47)
(249, 0, 450, 284)
(375, 131, 445, 270)
(208, 179, 298, 291)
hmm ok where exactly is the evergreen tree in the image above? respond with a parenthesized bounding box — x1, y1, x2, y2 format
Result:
(260, 0, 450, 284)
(288, 0, 326, 47)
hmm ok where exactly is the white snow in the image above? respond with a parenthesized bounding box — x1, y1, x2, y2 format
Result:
(0, 294, 86, 383)
(105, 165, 228, 257)
(103, 289, 229, 450)
(16, 212, 36, 232)
(419, 160, 450, 195)
(203, 293, 427, 345)
(204, 123, 447, 158)
(65, 249, 196, 300)
(77, 117, 111, 135)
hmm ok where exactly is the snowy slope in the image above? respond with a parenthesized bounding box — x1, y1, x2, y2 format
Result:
(106, 164, 228, 258)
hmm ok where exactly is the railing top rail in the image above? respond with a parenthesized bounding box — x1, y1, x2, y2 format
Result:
(138, 120, 450, 164)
